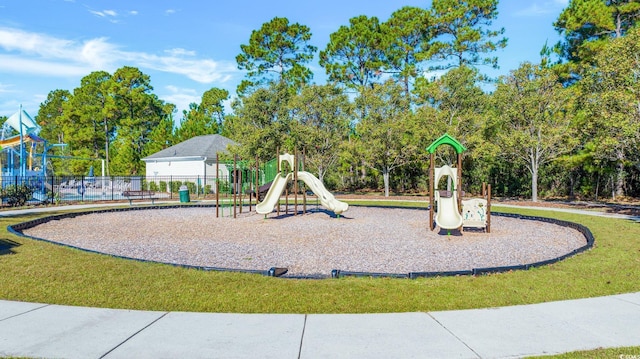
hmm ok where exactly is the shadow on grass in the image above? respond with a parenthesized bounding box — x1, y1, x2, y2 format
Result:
(0, 237, 20, 255)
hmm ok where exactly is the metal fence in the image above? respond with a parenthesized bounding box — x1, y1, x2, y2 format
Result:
(1, 174, 259, 205)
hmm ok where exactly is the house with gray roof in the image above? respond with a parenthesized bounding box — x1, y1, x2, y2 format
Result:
(142, 134, 237, 183)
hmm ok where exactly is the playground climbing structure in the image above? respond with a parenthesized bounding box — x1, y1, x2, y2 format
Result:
(427, 134, 491, 233)
(256, 152, 348, 216)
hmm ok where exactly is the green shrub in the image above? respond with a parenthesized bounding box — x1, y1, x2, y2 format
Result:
(218, 180, 231, 194)
(1, 184, 34, 207)
(148, 181, 159, 192)
(169, 181, 182, 193)
(159, 181, 167, 192)
(185, 182, 196, 194)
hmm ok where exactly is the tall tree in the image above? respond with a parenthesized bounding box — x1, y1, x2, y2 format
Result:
(431, 0, 507, 70)
(174, 87, 227, 143)
(36, 89, 72, 145)
(288, 84, 352, 182)
(53, 71, 112, 175)
(319, 15, 386, 91)
(381, 6, 436, 98)
(174, 86, 228, 143)
(354, 81, 419, 197)
(223, 82, 292, 161)
(200, 87, 229, 131)
(413, 65, 490, 188)
(35, 89, 72, 175)
(107, 66, 165, 175)
(236, 17, 316, 96)
(554, 0, 640, 67)
(144, 103, 176, 158)
(578, 27, 640, 198)
(414, 65, 486, 137)
(492, 62, 577, 201)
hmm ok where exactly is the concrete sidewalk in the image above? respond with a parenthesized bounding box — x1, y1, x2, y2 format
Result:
(1, 293, 639, 358)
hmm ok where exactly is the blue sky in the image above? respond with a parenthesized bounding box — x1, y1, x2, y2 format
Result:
(0, 0, 568, 121)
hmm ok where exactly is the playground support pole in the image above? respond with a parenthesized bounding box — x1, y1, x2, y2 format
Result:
(294, 148, 298, 216)
(276, 147, 280, 217)
(248, 161, 253, 212)
(239, 165, 243, 214)
(233, 155, 237, 219)
(216, 153, 219, 218)
(457, 153, 462, 214)
(487, 183, 492, 233)
(429, 153, 434, 231)
(302, 148, 307, 214)
(255, 155, 259, 206)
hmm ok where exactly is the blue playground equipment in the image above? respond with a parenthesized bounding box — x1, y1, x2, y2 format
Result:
(1, 106, 57, 201)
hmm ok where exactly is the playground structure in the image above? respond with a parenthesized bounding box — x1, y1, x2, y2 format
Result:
(255, 152, 348, 216)
(208, 150, 347, 218)
(1, 108, 45, 177)
(427, 134, 491, 233)
(0, 107, 58, 201)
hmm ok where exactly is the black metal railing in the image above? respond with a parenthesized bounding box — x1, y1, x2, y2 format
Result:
(0, 174, 250, 205)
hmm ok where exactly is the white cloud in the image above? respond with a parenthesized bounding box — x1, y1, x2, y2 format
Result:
(0, 55, 94, 76)
(0, 27, 238, 84)
(515, 1, 567, 17)
(89, 9, 117, 18)
(162, 86, 199, 119)
(0, 27, 118, 73)
(134, 54, 236, 83)
(165, 48, 196, 57)
(165, 9, 177, 15)
(0, 83, 13, 94)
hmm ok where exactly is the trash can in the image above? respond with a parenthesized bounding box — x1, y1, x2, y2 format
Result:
(179, 185, 190, 203)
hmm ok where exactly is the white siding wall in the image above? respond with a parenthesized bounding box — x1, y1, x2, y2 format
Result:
(145, 160, 204, 177)
(144, 160, 231, 194)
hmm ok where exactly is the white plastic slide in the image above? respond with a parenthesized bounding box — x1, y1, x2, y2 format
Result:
(296, 171, 349, 214)
(434, 165, 464, 230)
(256, 172, 293, 214)
(435, 192, 464, 230)
(255, 171, 348, 215)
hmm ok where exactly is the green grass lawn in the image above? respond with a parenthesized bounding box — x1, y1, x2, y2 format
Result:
(0, 201, 639, 314)
(526, 345, 640, 358)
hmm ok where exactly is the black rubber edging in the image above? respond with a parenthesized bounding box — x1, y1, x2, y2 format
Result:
(329, 210, 595, 279)
(7, 205, 595, 280)
(7, 204, 288, 278)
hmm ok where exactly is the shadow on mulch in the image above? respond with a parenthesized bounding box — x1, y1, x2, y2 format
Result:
(266, 207, 352, 219)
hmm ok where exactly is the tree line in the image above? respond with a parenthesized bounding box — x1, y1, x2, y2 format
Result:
(4, 0, 639, 201)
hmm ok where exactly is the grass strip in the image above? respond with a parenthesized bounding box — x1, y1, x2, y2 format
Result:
(0, 202, 638, 314)
(525, 345, 640, 358)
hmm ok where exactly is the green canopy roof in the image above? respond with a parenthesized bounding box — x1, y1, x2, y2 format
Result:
(426, 133, 466, 154)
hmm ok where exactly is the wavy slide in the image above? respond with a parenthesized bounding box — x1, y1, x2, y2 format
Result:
(256, 172, 293, 214)
(256, 171, 348, 215)
(434, 165, 464, 230)
(434, 192, 463, 230)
